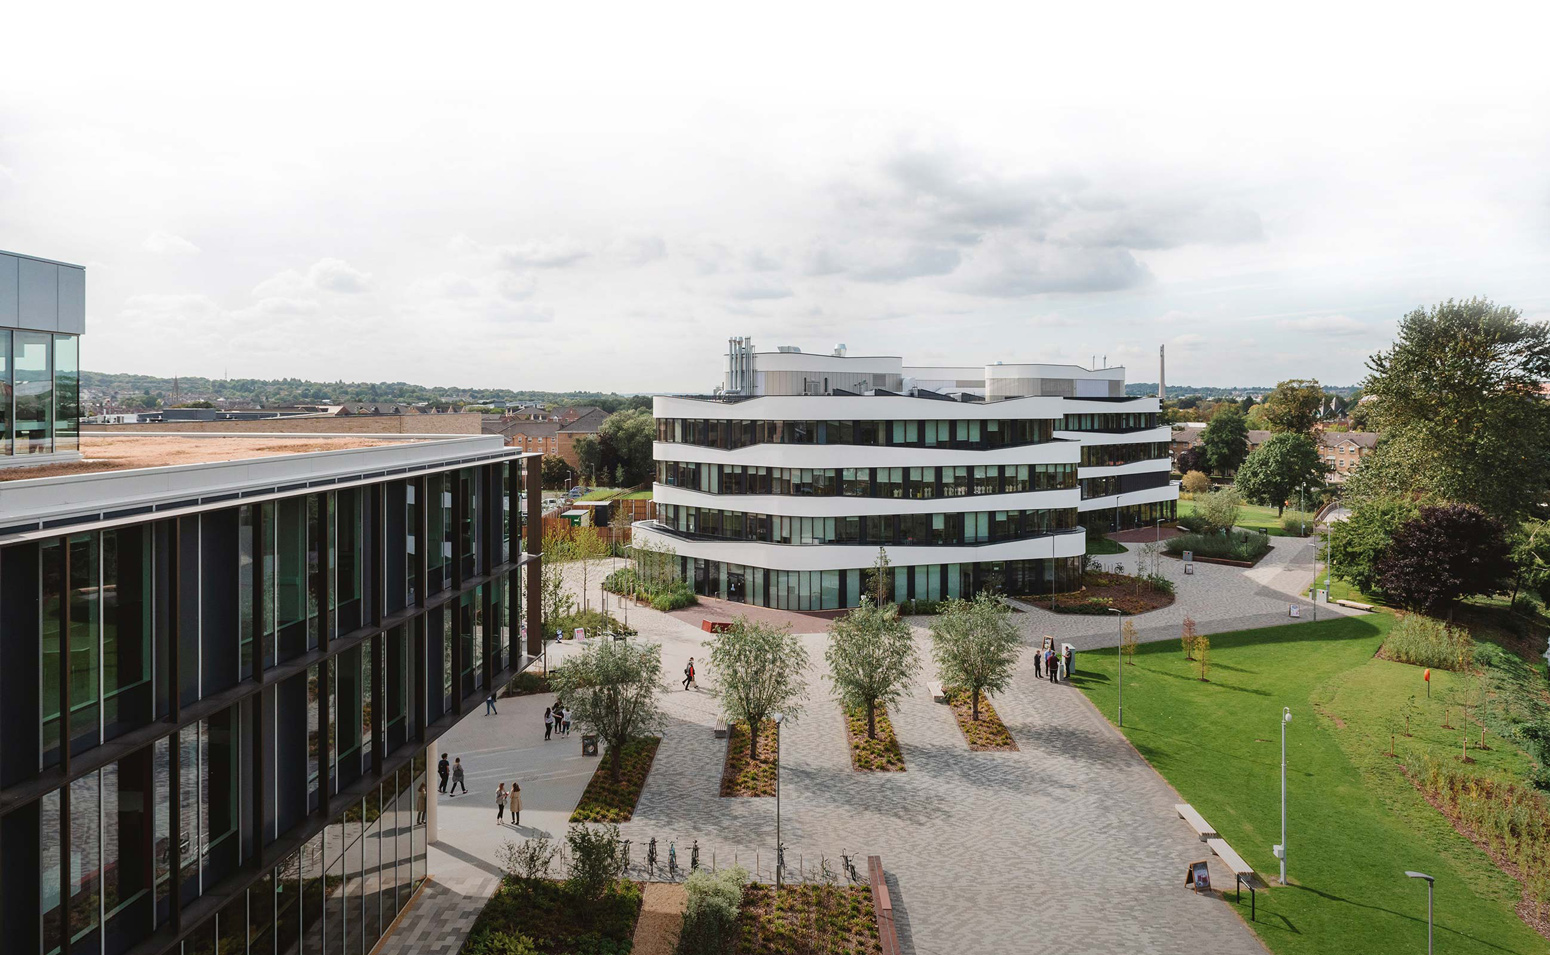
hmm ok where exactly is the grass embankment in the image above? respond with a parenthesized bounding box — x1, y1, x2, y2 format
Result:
(1073, 615, 1547, 955)
(1179, 498, 1313, 537)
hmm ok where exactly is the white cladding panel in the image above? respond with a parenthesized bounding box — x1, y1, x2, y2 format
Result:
(654, 440, 1080, 469)
(654, 483, 1080, 517)
(654, 394, 1064, 421)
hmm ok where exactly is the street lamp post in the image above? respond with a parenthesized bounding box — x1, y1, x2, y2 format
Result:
(773, 712, 785, 890)
(1108, 607, 1124, 726)
(1406, 871, 1435, 955)
(1278, 707, 1292, 884)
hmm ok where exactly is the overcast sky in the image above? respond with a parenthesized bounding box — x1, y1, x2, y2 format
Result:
(4, 3, 1548, 392)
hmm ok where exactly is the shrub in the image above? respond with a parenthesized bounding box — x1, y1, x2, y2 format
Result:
(650, 585, 697, 612)
(565, 823, 624, 905)
(1382, 613, 1475, 670)
(1165, 529, 1271, 563)
(1378, 504, 1513, 613)
(1279, 511, 1315, 537)
(498, 837, 558, 882)
(1418, 760, 1550, 916)
(898, 599, 944, 615)
(1181, 470, 1212, 495)
(1196, 488, 1243, 534)
(676, 865, 748, 955)
(465, 929, 538, 955)
(1143, 573, 1175, 596)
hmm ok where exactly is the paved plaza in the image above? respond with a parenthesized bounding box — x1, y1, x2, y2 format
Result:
(375, 545, 1336, 953)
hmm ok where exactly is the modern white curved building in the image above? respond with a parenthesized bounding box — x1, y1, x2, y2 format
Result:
(632, 340, 1175, 611)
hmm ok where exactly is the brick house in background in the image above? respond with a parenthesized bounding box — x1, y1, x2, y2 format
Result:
(1170, 424, 1378, 482)
(486, 418, 561, 458)
(558, 408, 609, 472)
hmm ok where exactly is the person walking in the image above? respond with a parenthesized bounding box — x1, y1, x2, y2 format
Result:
(562, 706, 573, 735)
(495, 783, 507, 824)
(450, 757, 467, 796)
(437, 753, 450, 793)
(415, 782, 428, 825)
(543, 706, 554, 741)
(688, 657, 698, 689)
(682, 657, 694, 691)
(485, 692, 499, 715)
(509, 781, 522, 828)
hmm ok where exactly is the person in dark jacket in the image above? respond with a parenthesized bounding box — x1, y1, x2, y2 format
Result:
(450, 757, 467, 795)
(543, 706, 554, 741)
(437, 753, 450, 793)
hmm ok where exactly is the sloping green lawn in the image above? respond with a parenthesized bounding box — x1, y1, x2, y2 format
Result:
(1073, 615, 1545, 955)
(1179, 498, 1313, 537)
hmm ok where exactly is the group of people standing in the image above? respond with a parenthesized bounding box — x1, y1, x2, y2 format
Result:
(1032, 642, 1073, 684)
(544, 703, 572, 740)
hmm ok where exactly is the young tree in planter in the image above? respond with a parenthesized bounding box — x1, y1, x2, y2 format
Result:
(572, 526, 610, 613)
(1181, 616, 1198, 660)
(540, 528, 577, 636)
(1377, 504, 1513, 614)
(825, 598, 919, 739)
(863, 547, 893, 605)
(929, 593, 1020, 721)
(1194, 634, 1211, 681)
(1121, 620, 1139, 665)
(1233, 432, 1325, 516)
(549, 639, 665, 782)
(708, 617, 809, 761)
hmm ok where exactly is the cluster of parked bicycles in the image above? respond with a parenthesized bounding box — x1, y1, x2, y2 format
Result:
(616, 838, 867, 885)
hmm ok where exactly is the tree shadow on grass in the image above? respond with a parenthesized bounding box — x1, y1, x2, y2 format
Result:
(1142, 666, 1272, 697)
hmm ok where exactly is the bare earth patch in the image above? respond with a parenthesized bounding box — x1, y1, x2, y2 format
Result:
(947, 691, 1019, 751)
(1020, 571, 1175, 615)
(721, 719, 780, 797)
(844, 706, 905, 772)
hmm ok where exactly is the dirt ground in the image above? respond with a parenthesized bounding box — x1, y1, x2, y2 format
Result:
(630, 882, 687, 955)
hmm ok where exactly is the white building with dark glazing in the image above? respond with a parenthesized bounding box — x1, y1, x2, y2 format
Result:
(632, 340, 1176, 611)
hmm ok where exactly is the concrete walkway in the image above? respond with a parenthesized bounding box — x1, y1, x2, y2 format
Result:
(377, 555, 1281, 955)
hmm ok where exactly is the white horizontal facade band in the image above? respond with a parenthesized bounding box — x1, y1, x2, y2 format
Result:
(653, 441, 1080, 469)
(654, 393, 1066, 422)
(1054, 425, 1172, 446)
(1060, 397, 1160, 414)
(1076, 483, 1180, 512)
(632, 522, 1085, 572)
(1076, 457, 1173, 479)
(653, 483, 1081, 517)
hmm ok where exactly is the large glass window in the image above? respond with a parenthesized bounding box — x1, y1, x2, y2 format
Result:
(0, 328, 10, 454)
(69, 532, 101, 753)
(103, 526, 153, 741)
(54, 334, 79, 453)
(42, 540, 64, 767)
(14, 331, 52, 454)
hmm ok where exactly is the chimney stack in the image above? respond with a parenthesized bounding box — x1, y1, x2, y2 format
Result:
(1158, 345, 1166, 401)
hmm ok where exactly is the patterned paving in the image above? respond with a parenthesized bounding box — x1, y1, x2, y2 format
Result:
(379, 555, 1286, 954)
(374, 875, 500, 955)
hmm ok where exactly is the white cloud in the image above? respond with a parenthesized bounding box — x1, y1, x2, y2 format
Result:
(728, 278, 794, 301)
(495, 238, 589, 269)
(307, 258, 372, 293)
(143, 231, 200, 255)
(497, 273, 537, 301)
(1276, 314, 1369, 337)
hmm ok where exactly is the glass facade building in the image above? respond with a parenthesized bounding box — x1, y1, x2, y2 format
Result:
(0, 438, 544, 955)
(0, 251, 85, 460)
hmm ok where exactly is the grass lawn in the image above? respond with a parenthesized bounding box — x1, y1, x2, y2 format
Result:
(1179, 498, 1313, 537)
(1073, 615, 1547, 955)
(1087, 533, 1128, 555)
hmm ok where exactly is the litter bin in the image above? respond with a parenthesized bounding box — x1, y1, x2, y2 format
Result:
(581, 734, 599, 757)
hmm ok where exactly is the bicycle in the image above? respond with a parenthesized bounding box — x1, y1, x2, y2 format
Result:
(776, 841, 786, 880)
(690, 839, 700, 872)
(646, 837, 658, 877)
(842, 851, 863, 885)
(668, 840, 679, 880)
(620, 839, 632, 877)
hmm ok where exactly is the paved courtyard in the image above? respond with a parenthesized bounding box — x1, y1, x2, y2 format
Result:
(378, 549, 1324, 954)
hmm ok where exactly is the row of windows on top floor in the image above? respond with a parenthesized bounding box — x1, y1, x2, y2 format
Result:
(656, 416, 1055, 449)
(1079, 442, 1172, 468)
(656, 502, 1079, 546)
(0, 705, 431, 955)
(1059, 411, 1159, 432)
(657, 461, 1077, 498)
(0, 466, 521, 788)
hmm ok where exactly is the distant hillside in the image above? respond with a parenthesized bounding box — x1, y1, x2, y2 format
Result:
(1125, 382, 1360, 398)
(80, 371, 652, 413)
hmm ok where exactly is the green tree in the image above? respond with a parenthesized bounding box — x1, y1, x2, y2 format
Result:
(549, 640, 665, 781)
(596, 409, 656, 486)
(573, 433, 603, 484)
(1507, 520, 1550, 608)
(540, 454, 574, 489)
(1233, 432, 1326, 516)
(825, 599, 919, 739)
(1357, 297, 1550, 521)
(862, 547, 893, 605)
(1180, 470, 1211, 495)
(540, 528, 576, 636)
(1196, 487, 1242, 534)
(1326, 494, 1418, 596)
(928, 593, 1020, 721)
(708, 617, 809, 761)
(1261, 379, 1325, 434)
(1378, 504, 1513, 614)
(1201, 406, 1250, 475)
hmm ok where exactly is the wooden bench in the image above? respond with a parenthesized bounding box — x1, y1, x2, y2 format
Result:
(1335, 599, 1375, 612)
(867, 856, 902, 955)
(927, 680, 947, 704)
(1206, 838, 1261, 918)
(713, 720, 728, 739)
(1174, 803, 1218, 842)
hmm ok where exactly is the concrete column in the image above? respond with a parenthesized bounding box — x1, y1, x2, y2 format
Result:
(425, 741, 439, 844)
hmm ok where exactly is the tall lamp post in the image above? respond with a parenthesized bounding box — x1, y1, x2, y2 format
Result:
(1108, 607, 1124, 726)
(1405, 871, 1435, 955)
(1277, 707, 1292, 884)
(773, 711, 785, 890)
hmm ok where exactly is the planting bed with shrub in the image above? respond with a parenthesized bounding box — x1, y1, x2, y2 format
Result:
(502, 671, 552, 697)
(843, 706, 905, 772)
(1380, 613, 1476, 671)
(570, 736, 661, 823)
(720, 719, 780, 797)
(1164, 528, 1272, 563)
(737, 883, 883, 955)
(947, 690, 1017, 751)
(1027, 570, 1174, 615)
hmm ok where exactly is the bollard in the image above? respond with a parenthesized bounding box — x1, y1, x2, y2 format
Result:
(712, 851, 716, 872)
